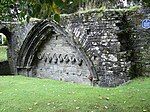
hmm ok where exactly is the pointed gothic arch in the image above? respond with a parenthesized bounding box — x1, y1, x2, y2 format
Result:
(17, 20, 98, 83)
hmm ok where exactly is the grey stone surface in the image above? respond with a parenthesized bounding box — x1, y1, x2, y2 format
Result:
(60, 10, 130, 86)
(0, 9, 149, 87)
(34, 34, 91, 85)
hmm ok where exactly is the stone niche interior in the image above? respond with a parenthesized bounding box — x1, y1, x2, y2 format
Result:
(32, 33, 91, 85)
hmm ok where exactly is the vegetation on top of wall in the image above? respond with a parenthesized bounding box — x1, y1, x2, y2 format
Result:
(61, 5, 141, 18)
(61, 6, 105, 17)
(107, 5, 140, 11)
(78, 6, 106, 14)
(128, 5, 141, 11)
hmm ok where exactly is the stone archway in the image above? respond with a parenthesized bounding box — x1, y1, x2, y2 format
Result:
(17, 20, 98, 85)
(0, 27, 13, 74)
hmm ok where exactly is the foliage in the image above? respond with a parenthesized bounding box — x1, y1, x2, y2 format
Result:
(0, 76, 150, 112)
(0, 0, 149, 22)
(142, 0, 150, 7)
(0, 46, 7, 62)
(0, 0, 74, 22)
(0, 0, 86, 22)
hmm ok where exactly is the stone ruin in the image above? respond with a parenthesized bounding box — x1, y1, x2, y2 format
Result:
(0, 9, 149, 87)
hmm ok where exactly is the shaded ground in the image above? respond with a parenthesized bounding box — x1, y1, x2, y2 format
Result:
(0, 76, 150, 112)
(0, 46, 11, 75)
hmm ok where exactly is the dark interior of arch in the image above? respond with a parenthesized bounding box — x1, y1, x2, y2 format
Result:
(0, 27, 11, 43)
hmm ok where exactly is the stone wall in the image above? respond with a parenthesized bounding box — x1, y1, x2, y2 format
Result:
(33, 33, 91, 85)
(0, 21, 36, 74)
(60, 10, 130, 86)
(126, 8, 150, 77)
(0, 8, 149, 87)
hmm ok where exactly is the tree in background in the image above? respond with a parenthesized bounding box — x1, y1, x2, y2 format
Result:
(0, 0, 70, 22)
(0, 0, 149, 22)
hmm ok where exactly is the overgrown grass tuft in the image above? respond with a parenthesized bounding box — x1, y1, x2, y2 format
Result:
(0, 76, 150, 112)
(0, 46, 7, 62)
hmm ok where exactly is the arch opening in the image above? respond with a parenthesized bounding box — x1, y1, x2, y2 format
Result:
(0, 27, 11, 62)
(0, 27, 12, 75)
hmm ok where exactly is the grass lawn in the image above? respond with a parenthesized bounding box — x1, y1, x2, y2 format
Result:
(0, 76, 150, 112)
(0, 46, 7, 62)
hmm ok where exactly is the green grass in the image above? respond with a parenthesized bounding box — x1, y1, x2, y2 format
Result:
(0, 46, 7, 62)
(0, 76, 150, 112)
